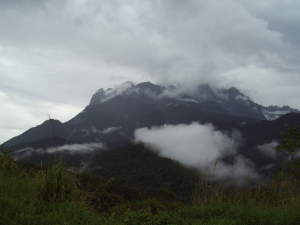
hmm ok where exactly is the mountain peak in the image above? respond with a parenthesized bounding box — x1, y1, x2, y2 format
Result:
(90, 81, 135, 105)
(88, 81, 298, 121)
(89, 81, 165, 105)
(136, 81, 155, 88)
(4, 80, 300, 149)
(227, 87, 241, 96)
(42, 119, 62, 125)
(262, 105, 300, 120)
(225, 87, 251, 102)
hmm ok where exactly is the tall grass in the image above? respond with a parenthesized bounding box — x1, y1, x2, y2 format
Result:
(0, 150, 19, 175)
(1, 151, 300, 225)
(39, 163, 79, 202)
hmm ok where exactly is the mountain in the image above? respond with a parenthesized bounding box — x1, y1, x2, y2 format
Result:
(2, 81, 299, 150)
(262, 105, 300, 120)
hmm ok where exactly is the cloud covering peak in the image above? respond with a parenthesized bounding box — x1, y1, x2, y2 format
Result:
(1, 0, 300, 142)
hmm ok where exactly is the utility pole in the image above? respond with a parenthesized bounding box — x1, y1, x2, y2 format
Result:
(48, 113, 55, 141)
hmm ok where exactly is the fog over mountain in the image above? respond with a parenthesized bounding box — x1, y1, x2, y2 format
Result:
(2, 81, 299, 157)
(134, 122, 260, 184)
(1, 0, 300, 143)
(2, 81, 300, 184)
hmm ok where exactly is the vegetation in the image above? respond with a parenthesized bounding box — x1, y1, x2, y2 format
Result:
(1, 148, 300, 225)
(277, 126, 300, 159)
(39, 163, 79, 202)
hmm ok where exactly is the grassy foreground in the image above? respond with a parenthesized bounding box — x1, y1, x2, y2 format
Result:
(1, 153, 300, 225)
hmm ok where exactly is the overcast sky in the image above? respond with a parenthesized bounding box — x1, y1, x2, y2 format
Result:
(1, 0, 300, 143)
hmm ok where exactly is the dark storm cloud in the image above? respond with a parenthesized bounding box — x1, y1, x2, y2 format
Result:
(0, 0, 300, 143)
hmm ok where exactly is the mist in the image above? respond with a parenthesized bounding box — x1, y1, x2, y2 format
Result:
(134, 122, 259, 184)
(14, 142, 104, 160)
(258, 141, 279, 159)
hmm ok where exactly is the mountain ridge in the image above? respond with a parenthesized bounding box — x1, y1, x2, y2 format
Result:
(2, 81, 299, 149)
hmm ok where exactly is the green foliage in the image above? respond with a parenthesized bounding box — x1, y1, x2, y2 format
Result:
(0, 149, 19, 175)
(119, 209, 187, 225)
(38, 163, 79, 202)
(0, 163, 104, 225)
(1, 148, 300, 224)
(83, 178, 125, 212)
(90, 144, 199, 202)
(179, 203, 300, 225)
(192, 179, 227, 204)
(277, 126, 300, 157)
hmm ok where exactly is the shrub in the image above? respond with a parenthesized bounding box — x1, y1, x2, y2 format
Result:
(39, 163, 79, 202)
(84, 178, 125, 212)
(120, 209, 187, 225)
(192, 179, 227, 204)
(277, 126, 300, 158)
(0, 149, 20, 175)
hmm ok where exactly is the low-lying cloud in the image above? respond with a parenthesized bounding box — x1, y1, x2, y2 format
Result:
(134, 122, 259, 184)
(46, 143, 105, 154)
(258, 141, 279, 159)
(14, 142, 104, 159)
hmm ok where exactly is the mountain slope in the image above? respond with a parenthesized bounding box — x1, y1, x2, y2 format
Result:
(262, 105, 300, 120)
(2, 81, 299, 149)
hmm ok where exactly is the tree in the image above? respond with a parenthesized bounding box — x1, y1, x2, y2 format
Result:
(277, 126, 300, 160)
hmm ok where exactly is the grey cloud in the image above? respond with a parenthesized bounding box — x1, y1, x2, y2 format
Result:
(258, 141, 279, 159)
(1, 0, 300, 142)
(241, 1, 300, 44)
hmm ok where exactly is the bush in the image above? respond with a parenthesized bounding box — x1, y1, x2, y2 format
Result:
(0, 150, 20, 175)
(39, 163, 79, 202)
(192, 179, 227, 204)
(120, 209, 187, 225)
(83, 178, 125, 212)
